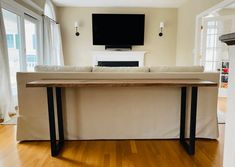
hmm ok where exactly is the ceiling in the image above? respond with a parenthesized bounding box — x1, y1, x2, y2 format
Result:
(52, 0, 188, 8)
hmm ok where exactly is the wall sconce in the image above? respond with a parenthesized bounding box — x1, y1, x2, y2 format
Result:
(159, 22, 164, 37)
(74, 21, 80, 36)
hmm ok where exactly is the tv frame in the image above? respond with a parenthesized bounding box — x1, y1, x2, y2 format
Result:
(92, 13, 145, 49)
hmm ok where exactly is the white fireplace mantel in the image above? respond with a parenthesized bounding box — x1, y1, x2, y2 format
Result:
(92, 51, 146, 67)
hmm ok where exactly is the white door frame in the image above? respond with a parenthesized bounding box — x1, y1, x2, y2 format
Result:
(194, 0, 235, 65)
(1, 0, 43, 67)
(200, 15, 234, 69)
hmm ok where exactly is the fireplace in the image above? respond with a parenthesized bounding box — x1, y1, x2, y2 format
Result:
(98, 61, 139, 67)
(92, 51, 146, 67)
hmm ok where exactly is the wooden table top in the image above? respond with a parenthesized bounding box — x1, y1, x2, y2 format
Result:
(26, 79, 218, 88)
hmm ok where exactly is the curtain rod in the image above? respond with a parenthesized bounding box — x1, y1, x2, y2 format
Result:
(42, 14, 59, 24)
(24, 13, 37, 20)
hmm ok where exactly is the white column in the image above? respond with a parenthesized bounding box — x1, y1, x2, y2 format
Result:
(223, 45, 235, 167)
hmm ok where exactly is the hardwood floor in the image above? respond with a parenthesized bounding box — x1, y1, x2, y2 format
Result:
(0, 125, 224, 167)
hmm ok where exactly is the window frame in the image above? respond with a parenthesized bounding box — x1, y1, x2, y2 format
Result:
(1, 0, 43, 68)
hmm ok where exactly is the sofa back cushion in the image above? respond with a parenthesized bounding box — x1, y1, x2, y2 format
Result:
(92, 67, 150, 72)
(34, 65, 92, 72)
(150, 66, 204, 72)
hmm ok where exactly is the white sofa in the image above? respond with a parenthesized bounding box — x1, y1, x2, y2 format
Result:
(16, 66, 219, 141)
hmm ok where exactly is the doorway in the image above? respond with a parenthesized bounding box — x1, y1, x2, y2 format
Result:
(195, 1, 235, 166)
(197, 8, 235, 124)
(1, 4, 42, 108)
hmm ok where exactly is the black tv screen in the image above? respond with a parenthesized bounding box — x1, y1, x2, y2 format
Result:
(92, 14, 145, 46)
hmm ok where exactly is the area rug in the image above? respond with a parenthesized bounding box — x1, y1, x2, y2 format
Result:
(217, 110, 226, 124)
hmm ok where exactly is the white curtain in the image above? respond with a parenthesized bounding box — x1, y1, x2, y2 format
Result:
(0, 2, 14, 122)
(43, 16, 64, 65)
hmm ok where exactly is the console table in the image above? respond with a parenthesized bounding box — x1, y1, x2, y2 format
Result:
(26, 79, 217, 157)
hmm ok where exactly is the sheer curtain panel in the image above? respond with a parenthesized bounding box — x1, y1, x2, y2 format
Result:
(43, 16, 64, 65)
(0, 2, 14, 122)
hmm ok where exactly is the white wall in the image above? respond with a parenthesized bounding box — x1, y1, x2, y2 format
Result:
(218, 8, 235, 15)
(57, 7, 178, 66)
(223, 45, 235, 167)
(176, 0, 224, 65)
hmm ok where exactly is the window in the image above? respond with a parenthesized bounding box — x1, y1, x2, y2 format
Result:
(6, 34, 14, 48)
(44, 0, 56, 20)
(24, 17, 39, 72)
(2, 0, 43, 107)
(202, 20, 221, 71)
(32, 34, 36, 50)
(15, 34, 20, 49)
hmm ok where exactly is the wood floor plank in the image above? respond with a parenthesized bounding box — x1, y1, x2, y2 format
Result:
(0, 125, 224, 167)
(130, 140, 138, 154)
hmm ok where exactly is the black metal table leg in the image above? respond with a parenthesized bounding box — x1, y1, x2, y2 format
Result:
(180, 86, 198, 155)
(180, 87, 187, 143)
(188, 87, 198, 154)
(46, 87, 64, 157)
(56, 87, 64, 146)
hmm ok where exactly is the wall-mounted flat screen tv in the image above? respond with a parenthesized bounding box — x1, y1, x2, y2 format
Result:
(92, 14, 145, 47)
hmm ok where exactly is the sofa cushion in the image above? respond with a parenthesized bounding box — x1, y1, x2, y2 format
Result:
(92, 67, 150, 72)
(34, 65, 92, 72)
(150, 66, 204, 72)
